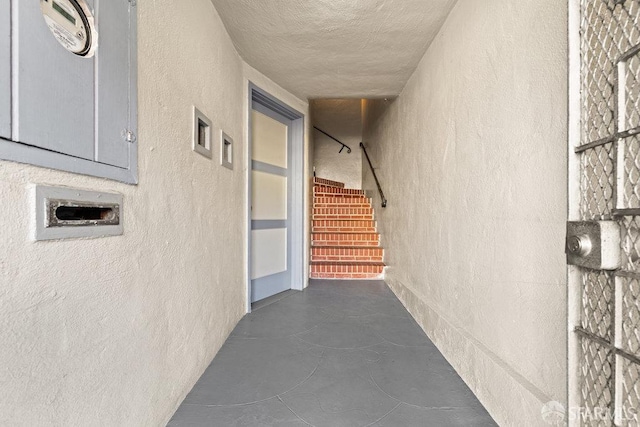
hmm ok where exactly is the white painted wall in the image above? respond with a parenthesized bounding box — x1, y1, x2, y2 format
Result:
(362, 1, 568, 425)
(312, 99, 363, 189)
(0, 1, 309, 425)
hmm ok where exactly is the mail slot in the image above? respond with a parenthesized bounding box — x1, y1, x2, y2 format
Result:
(35, 185, 123, 241)
(47, 199, 120, 227)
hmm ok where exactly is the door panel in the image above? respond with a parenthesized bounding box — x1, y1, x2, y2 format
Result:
(96, 0, 132, 168)
(252, 110, 288, 168)
(16, 0, 95, 160)
(251, 171, 287, 220)
(0, 0, 10, 140)
(251, 229, 288, 279)
(572, 1, 640, 424)
(251, 106, 291, 303)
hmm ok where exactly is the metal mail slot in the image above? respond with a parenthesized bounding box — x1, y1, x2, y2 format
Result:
(46, 199, 120, 227)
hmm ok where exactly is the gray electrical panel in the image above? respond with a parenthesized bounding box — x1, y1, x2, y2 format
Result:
(0, 0, 138, 183)
(0, 0, 10, 140)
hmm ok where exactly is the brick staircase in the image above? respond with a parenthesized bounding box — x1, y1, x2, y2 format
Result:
(310, 177, 385, 279)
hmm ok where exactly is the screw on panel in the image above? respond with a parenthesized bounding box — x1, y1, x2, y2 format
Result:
(122, 130, 137, 143)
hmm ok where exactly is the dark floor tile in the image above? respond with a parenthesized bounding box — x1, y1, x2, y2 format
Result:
(372, 403, 497, 427)
(308, 279, 395, 299)
(232, 294, 328, 339)
(183, 337, 321, 406)
(280, 349, 398, 427)
(288, 287, 408, 319)
(357, 313, 431, 347)
(296, 321, 384, 349)
(168, 398, 307, 427)
(251, 289, 298, 311)
(368, 342, 482, 408)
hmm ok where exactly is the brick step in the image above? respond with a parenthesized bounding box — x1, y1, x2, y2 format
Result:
(312, 232, 380, 246)
(312, 219, 376, 233)
(314, 203, 372, 209)
(310, 261, 385, 279)
(313, 220, 376, 228)
(313, 207, 373, 215)
(313, 227, 377, 233)
(313, 177, 345, 188)
(314, 197, 372, 205)
(313, 192, 368, 199)
(311, 247, 384, 262)
(313, 214, 374, 220)
(314, 185, 365, 195)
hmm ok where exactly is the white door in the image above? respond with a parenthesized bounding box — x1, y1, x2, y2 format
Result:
(569, 1, 640, 425)
(250, 105, 292, 303)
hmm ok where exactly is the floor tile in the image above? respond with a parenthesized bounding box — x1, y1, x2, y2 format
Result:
(296, 321, 384, 349)
(372, 403, 497, 427)
(183, 337, 321, 406)
(356, 313, 432, 347)
(368, 342, 482, 408)
(232, 294, 328, 339)
(168, 398, 307, 427)
(280, 349, 398, 427)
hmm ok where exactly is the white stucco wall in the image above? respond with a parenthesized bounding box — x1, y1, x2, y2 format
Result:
(0, 1, 308, 425)
(362, 1, 568, 425)
(311, 99, 363, 189)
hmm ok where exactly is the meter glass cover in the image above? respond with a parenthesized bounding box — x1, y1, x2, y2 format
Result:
(52, 1, 76, 25)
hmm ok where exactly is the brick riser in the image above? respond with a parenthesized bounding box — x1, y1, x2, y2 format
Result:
(311, 177, 385, 280)
(311, 247, 383, 262)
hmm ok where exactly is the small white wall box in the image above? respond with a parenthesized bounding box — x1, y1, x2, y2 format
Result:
(221, 131, 233, 170)
(193, 107, 213, 159)
(35, 185, 123, 241)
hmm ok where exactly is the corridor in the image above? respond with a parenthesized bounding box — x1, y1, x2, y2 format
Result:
(168, 280, 496, 426)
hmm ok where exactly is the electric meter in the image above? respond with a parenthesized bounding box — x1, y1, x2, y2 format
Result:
(40, 0, 98, 57)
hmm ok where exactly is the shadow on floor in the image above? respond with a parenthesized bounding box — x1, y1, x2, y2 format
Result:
(168, 280, 496, 426)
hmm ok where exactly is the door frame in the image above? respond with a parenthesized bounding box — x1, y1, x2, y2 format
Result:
(246, 83, 305, 313)
(567, 0, 582, 421)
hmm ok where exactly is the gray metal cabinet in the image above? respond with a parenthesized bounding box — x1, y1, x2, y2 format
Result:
(0, 0, 10, 140)
(0, 0, 138, 183)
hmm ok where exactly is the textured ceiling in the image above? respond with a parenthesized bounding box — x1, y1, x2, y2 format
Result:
(210, 0, 457, 99)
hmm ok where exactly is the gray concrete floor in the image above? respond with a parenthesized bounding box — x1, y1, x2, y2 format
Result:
(168, 280, 496, 426)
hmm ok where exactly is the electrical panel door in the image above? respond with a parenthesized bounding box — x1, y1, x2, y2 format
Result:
(16, 0, 95, 160)
(95, 0, 135, 168)
(0, 0, 10, 140)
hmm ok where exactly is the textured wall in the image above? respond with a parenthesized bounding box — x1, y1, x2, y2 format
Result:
(0, 1, 308, 425)
(362, 1, 568, 425)
(311, 99, 363, 189)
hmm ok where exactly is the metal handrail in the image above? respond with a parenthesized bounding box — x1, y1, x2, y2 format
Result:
(359, 143, 387, 208)
(313, 127, 352, 153)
